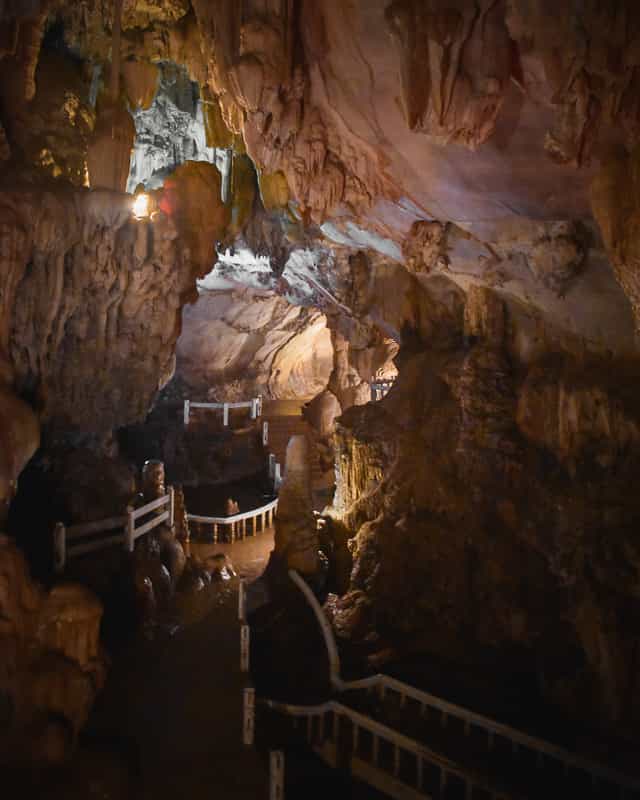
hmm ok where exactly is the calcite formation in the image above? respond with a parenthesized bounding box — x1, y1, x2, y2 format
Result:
(274, 435, 318, 575)
(332, 285, 640, 737)
(1, 179, 225, 438)
(0, 537, 106, 764)
(177, 285, 333, 400)
(1, 0, 640, 758)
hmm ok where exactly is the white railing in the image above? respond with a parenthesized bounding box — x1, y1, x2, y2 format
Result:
(183, 396, 263, 426)
(263, 698, 514, 800)
(54, 489, 175, 572)
(268, 453, 283, 491)
(286, 569, 640, 799)
(187, 497, 278, 543)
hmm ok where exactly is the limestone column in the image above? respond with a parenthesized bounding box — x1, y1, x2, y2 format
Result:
(274, 435, 318, 574)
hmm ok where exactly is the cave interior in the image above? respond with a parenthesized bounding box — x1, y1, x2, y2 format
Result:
(1, 1, 640, 797)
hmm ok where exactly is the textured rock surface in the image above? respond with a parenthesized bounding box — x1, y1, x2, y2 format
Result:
(332, 285, 640, 737)
(177, 285, 333, 400)
(0, 536, 106, 764)
(2, 179, 226, 440)
(0, 386, 39, 525)
(274, 435, 318, 574)
(1, 0, 640, 758)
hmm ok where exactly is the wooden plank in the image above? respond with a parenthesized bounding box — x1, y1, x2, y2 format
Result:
(134, 509, 169, 539)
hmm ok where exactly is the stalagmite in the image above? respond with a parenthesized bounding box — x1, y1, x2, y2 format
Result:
(274, 435, 318, 574)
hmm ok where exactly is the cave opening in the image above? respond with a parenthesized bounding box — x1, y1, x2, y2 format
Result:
(1, 2, 640, 799)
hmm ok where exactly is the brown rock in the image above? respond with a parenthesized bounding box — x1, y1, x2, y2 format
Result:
(274, 435, 318, 575)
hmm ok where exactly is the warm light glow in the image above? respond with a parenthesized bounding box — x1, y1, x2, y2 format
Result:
(132, 193, 150, 219)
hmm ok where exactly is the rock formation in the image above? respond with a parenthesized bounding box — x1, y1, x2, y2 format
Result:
(331, 284, 640, 737)
(1, 0, 640, 758)
(274, 435, 318, 575)
(0, 537, 106, 764)
(177, 285, 333, 400)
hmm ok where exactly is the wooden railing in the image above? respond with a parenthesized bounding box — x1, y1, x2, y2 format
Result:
(183, 396, 263, 426)
(263, 698, 516, 800)
(187, 497, 278, 543)
(281, 569, 640, 800)
(54, 489, 175, 572)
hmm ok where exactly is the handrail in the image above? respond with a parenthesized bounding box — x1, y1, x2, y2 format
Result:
(187, 497, 278, 544)
(187, 497, 278, 525)
(289, 569, 341, 684)
(263, 698, 515, 800)
(288, 570, 640, 794)
(54, 489, 175, 570)
(131, 493, 169, 519)
(343, 674, 640, 791)
(183, 396, 262, 426)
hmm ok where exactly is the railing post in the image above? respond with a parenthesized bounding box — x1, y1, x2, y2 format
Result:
(262, 420, 269, 446)
(53, 522, 66, 573)
(125, 505, 135, 552)
(274, 463, 282, 490)
(239, 579, 246, 621)
(184, 399, 190, 426)
(223, 403, 229, 426)
(270, 751, 285, 800)
(243, 687, 255, 745)
(268, 453, 276, 478)
(240, 624, 250, 672)
(168, 486, 175, 527)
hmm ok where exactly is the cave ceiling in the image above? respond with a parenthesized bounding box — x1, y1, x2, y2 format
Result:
(1, 0, 640, 379)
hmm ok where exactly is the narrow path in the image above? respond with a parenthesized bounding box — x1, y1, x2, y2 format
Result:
(80, 533, 275, 799)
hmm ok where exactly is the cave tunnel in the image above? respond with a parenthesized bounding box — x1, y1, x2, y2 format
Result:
(1, 2, 640, 799)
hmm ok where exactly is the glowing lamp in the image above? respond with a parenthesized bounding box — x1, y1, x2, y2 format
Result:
(132, 192, 150, 220)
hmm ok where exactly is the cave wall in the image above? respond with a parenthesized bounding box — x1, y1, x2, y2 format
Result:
(1, 187, 204, 441)
(0, 0, 640, 754)
(332, 284, 640, 737)
(177, 285, 333, 401)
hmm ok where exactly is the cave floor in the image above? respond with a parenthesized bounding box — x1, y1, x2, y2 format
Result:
(86, 532, 274, 800)
(13, 533, 274, 799)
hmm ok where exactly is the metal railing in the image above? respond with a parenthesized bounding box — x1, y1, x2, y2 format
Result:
(54, 488, 175, 572)
(183, 396, 263, 426)
(187, 497, 278, 543)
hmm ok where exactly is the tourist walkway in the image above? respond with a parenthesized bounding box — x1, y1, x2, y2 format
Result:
(30, 533, 276, 800)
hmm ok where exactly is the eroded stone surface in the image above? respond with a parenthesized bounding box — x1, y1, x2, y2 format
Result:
(0, 536, 106, 764)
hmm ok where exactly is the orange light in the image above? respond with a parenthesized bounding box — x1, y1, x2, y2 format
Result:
(132, 192, 150, 219)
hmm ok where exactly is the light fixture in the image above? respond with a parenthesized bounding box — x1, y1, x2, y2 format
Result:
(132, 192, 151, 220)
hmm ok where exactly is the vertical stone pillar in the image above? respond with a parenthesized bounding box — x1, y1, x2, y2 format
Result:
(274, 435, 318, 574)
